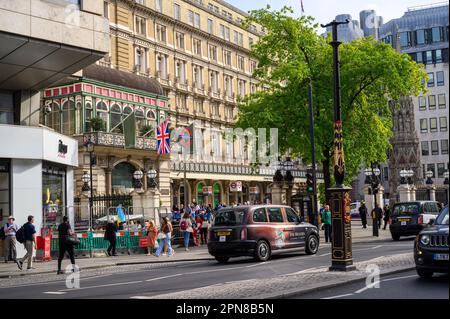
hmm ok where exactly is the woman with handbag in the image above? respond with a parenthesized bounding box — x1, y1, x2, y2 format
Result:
(154, 217, 174, 257)
(57, 216, 76, 275)
(146, 220, 158, 255)
(180, 212, 193, 251)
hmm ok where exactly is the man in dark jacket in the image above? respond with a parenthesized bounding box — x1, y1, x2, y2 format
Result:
(105, 218, 118, 256)
(383, 205, 391, 230)
(358, 202, 368, 229)
(372, 204, 383, 237)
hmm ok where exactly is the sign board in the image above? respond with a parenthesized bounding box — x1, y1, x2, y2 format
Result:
(230, 181, 242, 192)
(203, 186, 213, 195)
(249, 186, 260, 194)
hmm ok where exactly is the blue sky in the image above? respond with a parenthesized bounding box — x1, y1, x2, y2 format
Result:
(225, 0, 449, 32)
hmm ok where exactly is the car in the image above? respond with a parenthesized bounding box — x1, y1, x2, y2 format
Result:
(414, 206, 449, 278)
(389, 201, 441, 241)
(350, 202, 361, 219)
(207, 205, 320, 263)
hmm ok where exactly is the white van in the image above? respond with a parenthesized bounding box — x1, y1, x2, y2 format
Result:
(350, 202, 361, 219)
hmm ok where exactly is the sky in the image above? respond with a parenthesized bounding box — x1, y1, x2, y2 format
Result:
(225, 0, 449, 32)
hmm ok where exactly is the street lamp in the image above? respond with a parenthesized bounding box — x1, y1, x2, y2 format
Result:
(444, 171, 449, 205)
(321, 18, 355, 272)
(425, 170, 434, 185)
(364, 164, 381, 237)
(399, 169, 408, 185)
(81, 171, 90, 192)
(84, 137, 95, 232)
(133, 169, 144, 189)
(147, 169, 158, 189)
(406, 169, 414, 185)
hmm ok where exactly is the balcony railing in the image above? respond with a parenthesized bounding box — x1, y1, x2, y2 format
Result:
(78, 132, 157, 150)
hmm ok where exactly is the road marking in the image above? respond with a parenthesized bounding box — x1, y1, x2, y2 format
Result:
(322, 293, 354, 299)
(43, 291, 67, 295)
(371, 245, 383, 250)
(319, 253, 331, 256)
(146, 274, 182, 282)
(130, 296, 152, 299)
(355, 281, 380, 294)
(59, 280, 143, 292)
(381, 274, 417, 282)
(355, 274, 418, 294)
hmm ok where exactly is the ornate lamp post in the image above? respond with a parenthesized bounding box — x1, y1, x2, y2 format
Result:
(321, 19, 355, 272)
(84, 138, 95, 231)
(444, 171, 449, 205)
(364, 165, 381, 237)
(147, 169, 158, 189)
(425, 170, 434, 200)
(406, 169, 414, 185)
(399, 169, 408, 185)
(133, 169, 144, 189)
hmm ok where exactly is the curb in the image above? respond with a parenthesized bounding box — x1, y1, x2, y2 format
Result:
(260, 265, 416, 299)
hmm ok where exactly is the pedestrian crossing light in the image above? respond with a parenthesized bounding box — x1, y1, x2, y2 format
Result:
(306, 172, 314, 193)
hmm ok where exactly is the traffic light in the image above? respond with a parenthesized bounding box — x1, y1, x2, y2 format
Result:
(306, 172, 314, 193)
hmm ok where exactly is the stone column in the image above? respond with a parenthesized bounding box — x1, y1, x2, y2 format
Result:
(105, 168, 112, 195)
(429, 185, 436, 201)
(410, 185, 416, 201)
(271, 183, 283, 205)
(363, 185, 374, 213)
(397, 184, 411, 202)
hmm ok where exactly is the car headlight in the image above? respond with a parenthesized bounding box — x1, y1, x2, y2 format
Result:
(420, 234, 430, 245)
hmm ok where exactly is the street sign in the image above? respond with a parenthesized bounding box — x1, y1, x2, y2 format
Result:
(230, 181, 242, 192)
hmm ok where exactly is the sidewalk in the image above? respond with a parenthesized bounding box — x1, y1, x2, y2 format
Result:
(0, 223, 394, 279)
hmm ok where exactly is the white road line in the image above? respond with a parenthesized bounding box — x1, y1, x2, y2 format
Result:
(145, 274, 182, 282)
(319, 253, 331, 256)
(355, 274, 418, 294)
(321, 293, 354, 299)
(381, 274, 417, 282)
(43, 291, 67, 295)
(59, 280, 143, 292)
(371, 245, 383, 250)
(355, 281, 380, 294)
(130, 296, 152, 299)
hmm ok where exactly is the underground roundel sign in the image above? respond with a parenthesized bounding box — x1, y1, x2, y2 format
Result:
(178, 127, 192, 148)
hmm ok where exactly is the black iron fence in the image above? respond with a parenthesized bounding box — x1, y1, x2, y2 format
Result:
(74, 195, 133, 221)
(415, 189, 448, 205)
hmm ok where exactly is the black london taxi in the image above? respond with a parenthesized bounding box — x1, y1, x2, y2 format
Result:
(207, 205, 320, 263)
(414, 206, 449, 278)
(389, 201, 441, 241)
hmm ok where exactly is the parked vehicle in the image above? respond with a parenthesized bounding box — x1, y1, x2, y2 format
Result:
(414, 206, 448, 278)
(350, 202, 361, 219)
(390, 201, 441, 241)
(207, 205, 320, 263)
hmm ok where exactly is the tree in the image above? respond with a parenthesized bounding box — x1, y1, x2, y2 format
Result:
(235, 6, 426, 203)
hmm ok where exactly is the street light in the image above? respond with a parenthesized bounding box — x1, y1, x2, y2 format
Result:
(81, 171, 90, 192)
(399, 169, 408, 185)
(425, 170, 434, 185)
(147, 169, 158, 189)
(133, 169, 144, 189)
(406, 169, 414, 185)
(364, 164, 381, 237)
(84, 137, 95, 232)
(444, 171, 449, 205)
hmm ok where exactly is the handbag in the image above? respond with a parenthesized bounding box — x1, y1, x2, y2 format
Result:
(65, 234, 80, 245)
(157, 232, 166, 240)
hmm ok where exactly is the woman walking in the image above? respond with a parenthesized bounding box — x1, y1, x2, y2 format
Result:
(57, 216, 76, 274)
(146, 220, 158, 255)
(179, 212, 193, 251)
(154, 217, 174, 257)
(200, 214, 209, 245)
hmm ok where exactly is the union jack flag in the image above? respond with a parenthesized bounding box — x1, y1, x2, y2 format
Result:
(156, 119, 171, 154)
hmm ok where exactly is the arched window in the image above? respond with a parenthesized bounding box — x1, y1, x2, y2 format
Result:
(85, 99, 93, 132)
(146, 109, 156, 130)
(135, 108, 145, 135)
(110, 103, 122, 133)
(75, 100, 82, 134)
(62, 98, 76, 135)
(197, 183, 204, 205)
(213, 183, 221, 207)
(96, 100, 109, 131)
(123, 105, 133, 115)
(50, 101, 61, 132)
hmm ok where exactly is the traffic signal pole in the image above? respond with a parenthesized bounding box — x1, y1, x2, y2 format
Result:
(308, 77, 319, 227)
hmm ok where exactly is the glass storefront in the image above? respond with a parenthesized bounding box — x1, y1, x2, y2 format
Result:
(0, 159, 10, 224)
(42, 163, 66, 231)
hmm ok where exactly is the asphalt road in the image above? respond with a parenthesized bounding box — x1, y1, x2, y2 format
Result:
(0, 238, 417, 299)
(295, 269, 449, 299)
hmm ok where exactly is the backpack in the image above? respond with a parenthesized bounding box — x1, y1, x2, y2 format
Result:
(180, 219, 188, 231)
(16, 225, 26, 244)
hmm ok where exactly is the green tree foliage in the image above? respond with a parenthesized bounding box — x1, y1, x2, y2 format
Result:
(235, 6, 426, 202)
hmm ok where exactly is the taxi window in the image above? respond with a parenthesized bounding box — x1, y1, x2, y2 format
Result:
(253, 208, 268, 223)
(268, 207, 284, 223)
(285, 208, 299, 223)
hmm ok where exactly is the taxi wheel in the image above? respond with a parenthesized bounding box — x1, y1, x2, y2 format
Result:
(417, 268, 433, 279)
(305, 235, 319, 255)
(215, 256, 230, 264)
(254, 240, 271, 262)
(391, 233, 400, 241)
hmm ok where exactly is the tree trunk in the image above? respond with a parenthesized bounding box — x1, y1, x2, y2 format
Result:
(322, 147, 332, 205)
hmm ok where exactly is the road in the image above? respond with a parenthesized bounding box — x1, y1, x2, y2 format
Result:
(294, 269, 449, 299)
(0, 239, 419, 299)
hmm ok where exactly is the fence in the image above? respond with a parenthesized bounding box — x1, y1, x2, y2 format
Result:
(415, 188, 448, 205)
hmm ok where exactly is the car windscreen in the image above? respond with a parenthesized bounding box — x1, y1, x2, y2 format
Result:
(350, 204, 357, 210)
(435, 207, 449, 225)
(392, 203, 420, 216)
(213, 209, 246, 226)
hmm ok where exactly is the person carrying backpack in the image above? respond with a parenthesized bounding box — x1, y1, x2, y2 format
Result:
(179, 212, 193, 251)
(3, 216, 19, 263)
(57, 216, 76, 275)
(16, 215, 36, 271)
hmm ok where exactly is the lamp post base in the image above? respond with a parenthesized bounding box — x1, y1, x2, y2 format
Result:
(329, 262, 356, 272)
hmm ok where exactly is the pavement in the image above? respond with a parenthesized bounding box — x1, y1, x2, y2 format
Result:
(0, 221, 394, 279)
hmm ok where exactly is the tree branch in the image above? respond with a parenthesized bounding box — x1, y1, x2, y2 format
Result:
(348, 76, 379, 107)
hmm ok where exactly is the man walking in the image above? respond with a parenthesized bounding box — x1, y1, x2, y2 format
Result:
(104, 218, 118, 256)
(57, 216, 76, 274)
(371, 204, 382, 237)
(4, 216, 18, 263)
(358, 201, 368, 229)
(383, 204, 391, 230)
(17, 215, 36, 270)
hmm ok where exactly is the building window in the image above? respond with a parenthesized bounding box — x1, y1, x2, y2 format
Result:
(135, 15, 146, 36)
(207, 19, 214, 34)
(421, 141, 429, 156)
(175, 32, 184, 49)
(399, 31, 411, 47)
(222, 10, 232, 20)
(0, 90, 14, 125)
(156, 54, 167, 79)
(435, 49, 443, 63)
(415, 52, 423, 64)
(209, 45, 217, 61)
(437, 71, 444, 86)
(193, 65, 202, 88)
(420, 118, 428, 133)
(61, 99, 76, 135)
(437, 163, 446, 178)
(223, 50, 232, 66)
(249, 37, 254, 46)
(135, 47, 147, 73)
(155, 0, 162, 12)
(194, 99, 203, 113)
(189, 11, 200, 28)
(193, 38, 202, 56)
(250, 60, 257, 73)
(135, 0, 145, 4)
(441, 140, 449, 155)
(440, 117, 448, 132)
(224, 76, 233, 97)
(432, 27, 443, 43)
(174, 3, 181, 20)
(431, 140, 439, 155)
(250, 83, 257, 94)
(209, 71, 218, 92)
(220, 24, 230, 41)
(234, 31, 243, 46)
(110, 103, 122, 133)
(238, 80, 246, 97)
(438, 94, 446, 109)
(96, 100, 109, 131)
(425, 51, 433, 64)
(427, 164, 436, 177)
(175, 60, 186, 83)
(428, 95, 436, 110)
(237, 55, 245, 71)
(418, 96, 426, 110)
(176, 94, 187, 110)
(226, 106, 233, 119)
(156, 24, 166, 43)
(430, 118, 438, 132)
(427, 72, 434, 87)
(416, 29, 426, 45)
(103, 1, 109, 18)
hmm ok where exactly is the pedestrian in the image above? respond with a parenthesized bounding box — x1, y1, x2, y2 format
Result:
(200, 214, 209, 245)
(3, 216, 18, 263)
(383, 205, 391, 230)
(377, 205, 383, 229)
(359, 201, 368, 229)
(323, 205, 332, 243)
(180, 212, 193, 251)
(136, 220, 142, 231)
(154, 217, 174, 257)
(146, 220, 158, 255)
(371, 204, 382, 237)
(17, 215, 36, 271)
(104, 218, 118, 256)
(57, 216, 76, 275)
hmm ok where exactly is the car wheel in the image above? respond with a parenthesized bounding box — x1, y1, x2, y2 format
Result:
(254, 240, 271, 262)
(416, 268, 433, 278)
(215, 256, 230, 264)
(391, 233, 400, 241)
(305, 235, 319, 255)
